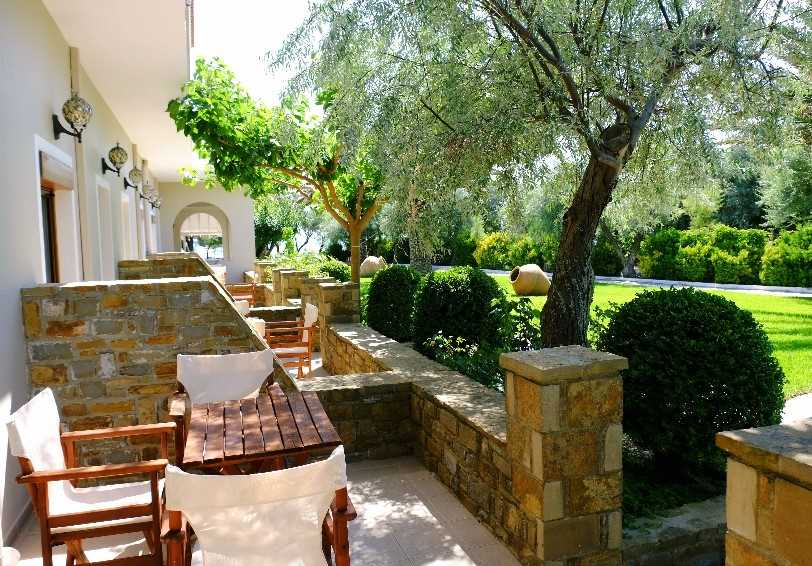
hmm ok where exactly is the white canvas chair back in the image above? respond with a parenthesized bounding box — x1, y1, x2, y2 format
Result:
(234, 299, 251, 316)
(177, 349, 276, 404)
(302, 303, 318, 344)
(166, 445, 347, 566)
(6, 388, 75, 510)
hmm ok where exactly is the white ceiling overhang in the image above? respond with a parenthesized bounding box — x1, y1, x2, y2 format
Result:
(42, 0, 201, 181)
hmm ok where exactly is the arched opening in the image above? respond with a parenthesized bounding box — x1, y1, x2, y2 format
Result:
(173, 203, 231, 260)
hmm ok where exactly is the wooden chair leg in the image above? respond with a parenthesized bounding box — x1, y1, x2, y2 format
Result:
(66, 540, 89, 564)
(322, 519, 333, 565)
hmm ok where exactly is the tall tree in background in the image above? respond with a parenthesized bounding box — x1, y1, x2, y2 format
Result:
(168, 59, 385, 282)
(274, 0, 800, 346)
(715, 147, 765, 229)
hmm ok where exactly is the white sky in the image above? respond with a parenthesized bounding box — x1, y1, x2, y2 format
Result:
(192, 0, 311, 104)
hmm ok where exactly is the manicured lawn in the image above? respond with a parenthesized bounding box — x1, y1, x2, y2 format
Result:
(492, 275, 812, 399)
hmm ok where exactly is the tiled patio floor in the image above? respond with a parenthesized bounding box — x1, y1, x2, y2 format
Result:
(14, 457, 519, 566)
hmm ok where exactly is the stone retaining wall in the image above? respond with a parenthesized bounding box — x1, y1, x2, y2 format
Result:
(20, 276, 265, 466)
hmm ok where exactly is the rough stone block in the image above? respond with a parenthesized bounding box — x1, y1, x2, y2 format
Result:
(566, 377, 622, 430)
(566, 472, 622, 515)
(539, 514, 601, 561)
(773, 477, 812, 565)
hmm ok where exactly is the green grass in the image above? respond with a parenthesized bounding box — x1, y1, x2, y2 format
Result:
(492, 275, 812, 399)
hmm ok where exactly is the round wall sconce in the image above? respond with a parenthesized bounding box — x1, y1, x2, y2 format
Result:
(52, 92, 93, 142)
(124, 164, 143, 190)
(101, 143, 128, 176)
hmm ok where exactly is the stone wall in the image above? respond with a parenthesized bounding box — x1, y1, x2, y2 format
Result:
(292, 326, 531, 564)
(117, 252, 213, 281)
(717, 418, 812, 566)
(20, 276, 266, 466)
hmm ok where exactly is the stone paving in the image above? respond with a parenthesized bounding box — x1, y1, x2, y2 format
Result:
(13, 457, 519, 566)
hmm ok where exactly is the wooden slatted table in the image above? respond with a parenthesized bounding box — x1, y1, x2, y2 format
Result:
(181, 383, 341, 472)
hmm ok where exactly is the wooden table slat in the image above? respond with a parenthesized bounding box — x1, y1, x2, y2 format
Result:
(288, 391, 322, 447)
(205, 402, 225, 461)
(183, 405, 208, 465)
(269, 385, 303, 449)
(257, 394, 284, 453)
(302, 391, 341, 445)
(241, 398, 265, 455)
(223, 401, 244, 458)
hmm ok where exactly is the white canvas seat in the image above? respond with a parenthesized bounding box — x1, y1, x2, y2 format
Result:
(6, 388, 172, 566)
(165, 446, 348, 566)
(176, 348, 276, 404)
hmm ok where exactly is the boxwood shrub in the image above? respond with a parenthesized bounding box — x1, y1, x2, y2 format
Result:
(591, 235, 623, 276)
(413, 266, 505, 351)
(595, 288, 785, 475)
(760, 225, 812, 287)
(366, 265, 422, 341)
(638, 228, 681, 279)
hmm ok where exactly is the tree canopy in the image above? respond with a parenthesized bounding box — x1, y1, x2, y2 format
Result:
(272, 0, 804, 344)
(167, 58, 387, 280)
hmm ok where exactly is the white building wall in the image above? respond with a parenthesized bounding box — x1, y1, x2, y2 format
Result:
(0, 0, 146, 539)
(158, 183, 256, 283)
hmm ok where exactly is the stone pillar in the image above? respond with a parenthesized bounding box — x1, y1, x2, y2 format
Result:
(500, 346, 627, 565)
(716, 418, 812, 566)
(301, 277, 336, 309)
(316, 282, 360, 372)
(279, 270, 308, 303)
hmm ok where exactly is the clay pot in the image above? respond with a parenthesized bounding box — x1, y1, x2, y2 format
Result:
(510, 264, 551, 296)
(360, 256, 387, 277)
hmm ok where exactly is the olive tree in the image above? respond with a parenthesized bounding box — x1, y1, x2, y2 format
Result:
(273, 0, 801, 345)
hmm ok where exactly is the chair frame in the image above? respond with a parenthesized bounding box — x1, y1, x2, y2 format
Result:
(225, 282, 257, 307)
(266, 319, 319, 378)
(15, 422, 175, 566)
(163, 485, 357, 566)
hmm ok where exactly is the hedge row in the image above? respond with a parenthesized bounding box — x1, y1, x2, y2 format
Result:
(473, 232, 544, 270)
(639, 225, 769, 285)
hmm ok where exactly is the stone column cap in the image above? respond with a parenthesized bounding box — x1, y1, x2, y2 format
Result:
(499, 346, 628, 385)
(319, 282, 360, 289)
(716, 418, 812, 488)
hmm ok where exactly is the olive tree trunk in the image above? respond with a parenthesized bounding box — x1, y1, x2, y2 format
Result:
(541, 156, 622, 347)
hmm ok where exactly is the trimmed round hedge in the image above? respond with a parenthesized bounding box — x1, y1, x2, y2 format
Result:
(413, 266, 505, 351)
(366, 265, 422, 342)
(595, 287, 784, 474)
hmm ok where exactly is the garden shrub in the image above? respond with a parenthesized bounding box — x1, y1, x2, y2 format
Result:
(760, 225, 812, 287)
(595, 288, 785, 476)
(474, 232, 515, 269)
(262, 253, 351, 282)
(450, 233, 477, 266)
(676, 242, 713, 282)
(366, 265, 422, 341)
(539, 235, 559, 271)
(474, 232, 543, 270)
(711, 249, 750, 284)
(642, 226, 768, 283)
(509, 236, 543, 269)
(591, 236, 623, 276)
(413, 266, 505, 350)
(319, 257, 351, 282)
(423, 334, 504, 390)
(638, 228, 681, 279)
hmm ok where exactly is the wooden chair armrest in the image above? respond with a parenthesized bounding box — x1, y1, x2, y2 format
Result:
(18, 459, 168, 484)
(331, 495, 357, 522)
(61, 422, 176, 443)
(169, 394, 188, 418)
(265, 320, 302, 327)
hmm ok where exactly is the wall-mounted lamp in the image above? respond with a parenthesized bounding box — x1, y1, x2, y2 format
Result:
(101, 143, 128, 176)
(124, 163, 143, 190)
(53, 92, 93, 142)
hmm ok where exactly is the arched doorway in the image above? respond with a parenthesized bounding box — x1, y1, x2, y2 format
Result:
(173, 202, 231, 260)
